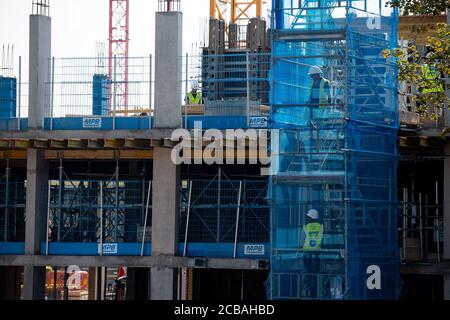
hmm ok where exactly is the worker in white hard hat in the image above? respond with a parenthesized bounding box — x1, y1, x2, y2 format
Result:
(308, 65, 331, 107)
(302, 208, 324, 298)
(185, 81, 203, 105)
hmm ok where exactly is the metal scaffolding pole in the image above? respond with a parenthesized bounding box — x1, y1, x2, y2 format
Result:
(183, 181, 193, 257)
(233, 181, 243, 258)
(217, 167, 222, 242)
(141, 180, 152, 256)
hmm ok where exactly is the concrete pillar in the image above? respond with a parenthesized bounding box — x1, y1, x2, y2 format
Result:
(445, 274, 450, 300)
(151, 7, 182, 301)
(151, 147, 180, 300)
(23, 149, 48, 300)
(28, 14, 51, 129)
(444, 143, 450, 261)
(154, 11, 183, 129)
(88, 267, 98, 300)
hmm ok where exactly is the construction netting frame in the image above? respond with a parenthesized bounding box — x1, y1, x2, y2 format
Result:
(268, 0, 400, 300)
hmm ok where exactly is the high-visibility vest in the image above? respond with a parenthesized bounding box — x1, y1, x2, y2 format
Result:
(186, 92, 202, 105)
(310, 78, 330, 107)
(421, 64, 444, 94)
(303, 222, 324, 251)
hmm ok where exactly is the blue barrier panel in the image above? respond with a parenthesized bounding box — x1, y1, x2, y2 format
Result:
(0, 243, 25, 255)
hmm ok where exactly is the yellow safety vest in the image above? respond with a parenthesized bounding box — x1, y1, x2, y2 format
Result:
(187, 92, 202, 105)
(310, 79, 330, 107)
(303, 222, 324, 251)
(421, 64, 444, 94)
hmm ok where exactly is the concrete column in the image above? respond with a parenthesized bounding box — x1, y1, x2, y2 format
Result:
(87, 267, 98, 300)
(151, 8, 182, 301)
(154, 11, 183, 129)
(23, 149, 48, 300)
(28, 14, 51, 129)
(151, 147, 180, 300)
(445, 274, 450, 300)
(444, 143, 450, 260)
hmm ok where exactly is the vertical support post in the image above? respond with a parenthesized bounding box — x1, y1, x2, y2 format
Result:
(402, 188, 408, 259)
(210, 0, 216, 18)
(256, 0, 262, 17)
(151, 147, 180, 300)
(149, 54, 153, 128)
(113, 55, 117, 130)
(24, 149, 48, 300)
(217, 167, 222, 242)
(114, 156, 119, 242)
(141, 181, 152, 256)
(419, 193, 424, 260)
(151, 5, 183, 301)
(28, 12, 51, 130)
(45, 183, 51, 256)
(49, 56, 55, 130)
(246, 52, 250, 120)
(18, 56, 22, 130)
(57, 157, 63, 242)
(154, 10, 183, 128)
(185, 52, 189, 129)
(99, 182, 103, 256)
(435, 181, 441, 263)
(183, 181, 193, 257)
(4, 157, 10, 242)
(233, 181, 243, 258)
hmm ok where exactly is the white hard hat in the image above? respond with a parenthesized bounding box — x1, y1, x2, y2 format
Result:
(307, 209, 319, 220)
(308, 65, 323, 76)
(191, 81, 200, 90)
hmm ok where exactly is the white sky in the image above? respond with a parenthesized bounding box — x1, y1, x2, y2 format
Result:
(0, 0, 225, 75)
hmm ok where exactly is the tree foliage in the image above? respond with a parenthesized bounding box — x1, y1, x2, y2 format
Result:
(387, 0, 449, 16)
(383, 24, 449, 120)
(384, 0, 449, 124)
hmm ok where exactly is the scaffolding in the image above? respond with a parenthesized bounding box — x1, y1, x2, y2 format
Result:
(0, 159, 26, 243)
(268, 0, 400, 299)
(179, 174, 270, 257)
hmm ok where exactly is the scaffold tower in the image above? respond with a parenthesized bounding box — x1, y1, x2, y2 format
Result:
(268, 0, 401, 300)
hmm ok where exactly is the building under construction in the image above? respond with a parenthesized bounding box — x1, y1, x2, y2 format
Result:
(0, 0, 449, 300)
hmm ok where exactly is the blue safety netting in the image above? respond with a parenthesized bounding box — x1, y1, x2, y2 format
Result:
(268, 0, 400, 300)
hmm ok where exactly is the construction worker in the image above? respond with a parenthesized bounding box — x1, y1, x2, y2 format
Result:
(185, 81, 203, 105)
(421, 53, 444, 95)
(302, 209, 324, 251)
(308, 65, 331, 107)
(302, 209, 324, 299)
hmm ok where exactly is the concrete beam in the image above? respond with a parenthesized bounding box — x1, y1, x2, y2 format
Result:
(0, 129, 175, 140)
(0, 255, 269, 271)
(400, 262, 450, 275)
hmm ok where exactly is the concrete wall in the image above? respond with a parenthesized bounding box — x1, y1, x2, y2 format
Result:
(154, 12, 183, 129)
(28, 15, 51, 129)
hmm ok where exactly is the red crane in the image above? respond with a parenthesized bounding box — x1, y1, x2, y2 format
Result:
(108, 0, 129, 114)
